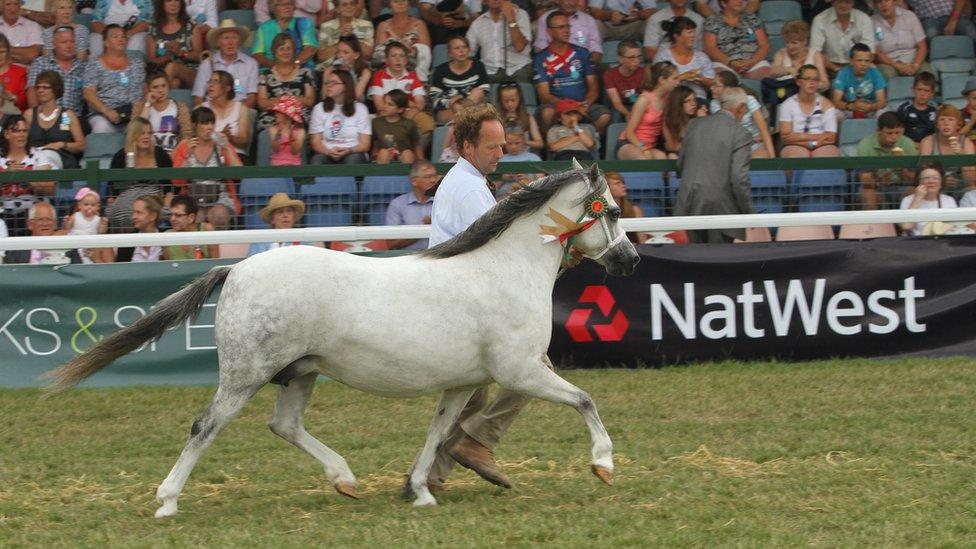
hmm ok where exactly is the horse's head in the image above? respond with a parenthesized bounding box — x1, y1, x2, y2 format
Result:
(565, 159, 640, 276)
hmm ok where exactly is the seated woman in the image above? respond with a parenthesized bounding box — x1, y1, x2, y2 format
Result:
(429, 35, 489, 124)
(89, 0, 153, 58)
(618, 61, 678, 161)
(0, 34, 29, 115)
(709, 71, 775, 158)
(83, 24, 146, 134)
(201, 70, 252, 164)
(106, 117, 173, 231)
(247, 193, 322, 256)
(24, 71, 85, 169)
(605, 171, 648, 244)
(127, 194, 164, 262)
(42, 0, 91, 60)
(702, 0, 771, 80)
(133, 70, 192, 154)
(147, 0, 204, 89)
(872, 0, 931, 82)
(918, 104, 976, 196)
(778, 64, 840, 158)
(171, 106, 243, 217)
(320, 36, 373, 103)
(662, 85, 706, 158)
(256, 33, 316, 131)
(900, 163, 957, 236)
(316, 0, 375, 65)
(373, 0, 431, 81)
(310, 69, 371, 164)
(0, 115, 61, 196)
(769, 20, 829, 93)
(250, 0, 318, 70)
(653, 16, 714, 100)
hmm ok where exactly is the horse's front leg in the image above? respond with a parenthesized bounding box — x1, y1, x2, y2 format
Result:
(492, 355, 614, 485)
(407, 388, 477, 507)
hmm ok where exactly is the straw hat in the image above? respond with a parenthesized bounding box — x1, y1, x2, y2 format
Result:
(259, 193, 305, 223)
(207, 19, 252, 50)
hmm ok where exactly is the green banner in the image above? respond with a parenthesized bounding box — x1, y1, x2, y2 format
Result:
(0, 260, 239, 388)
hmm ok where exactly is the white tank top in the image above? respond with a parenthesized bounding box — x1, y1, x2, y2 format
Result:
(68, 211, 101, 236)
(149, 99, 180, 153)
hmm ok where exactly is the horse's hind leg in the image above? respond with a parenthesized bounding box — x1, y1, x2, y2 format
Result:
(493, 357, 614, 485)
(154, 382, 262, 518)
(407, 388, 476, 507)
(268, 370, 358, 498)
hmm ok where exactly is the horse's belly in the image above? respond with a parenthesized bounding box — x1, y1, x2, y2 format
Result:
(317, 356, 491, 398)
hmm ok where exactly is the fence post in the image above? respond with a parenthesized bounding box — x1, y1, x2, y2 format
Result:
(85, 159, 100, 192)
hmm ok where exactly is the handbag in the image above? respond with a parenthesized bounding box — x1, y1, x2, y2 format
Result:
(761, 76, 798, 108)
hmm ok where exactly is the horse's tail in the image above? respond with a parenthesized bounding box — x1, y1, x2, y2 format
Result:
(44, 265, 234, 394)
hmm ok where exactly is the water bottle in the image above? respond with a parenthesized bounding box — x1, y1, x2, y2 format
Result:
(125, 151, 136, 168)
(210, 132, 227, 147)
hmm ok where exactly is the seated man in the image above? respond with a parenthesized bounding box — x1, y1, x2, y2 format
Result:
(192, 19, 259, 108)
(810, 0, 874, 77)
(2, 202, 82, 264)
(385, 160, 438, 251)
(857, 111, 917, 210)
(0, 0, 43, 65)
(830, 42, 886, 120)
(533, 11, 611, 137)
(163, 196, 219, 260)
(587, 0, 656, 42)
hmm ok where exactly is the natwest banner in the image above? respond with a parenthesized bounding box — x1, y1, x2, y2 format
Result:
(550, 237, 976, 365)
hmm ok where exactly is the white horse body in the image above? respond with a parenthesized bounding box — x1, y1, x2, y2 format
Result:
(47, 162, 640, 517)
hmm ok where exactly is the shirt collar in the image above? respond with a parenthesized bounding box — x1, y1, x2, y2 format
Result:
(457, 156, 487, 183)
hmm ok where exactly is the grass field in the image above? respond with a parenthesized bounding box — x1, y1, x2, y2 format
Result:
(1, 358, 975, 547)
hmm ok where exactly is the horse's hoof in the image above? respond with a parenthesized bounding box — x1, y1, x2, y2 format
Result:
(335, 482, 359, 499)
(412, 494, 437, 507)
(591, 464, 614, 486)
(154, 504, 177, 518)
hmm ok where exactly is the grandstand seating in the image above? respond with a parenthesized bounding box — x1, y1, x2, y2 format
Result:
(758, 0, 802, 36)
(362, 175, 411, 225)
(885, 76, 915, 107)
(602, 40, 621, 65)
(766, 35, 785, 62)
(431, 125, 450, 161)
(301, 177, 358, 227)
(940, 74, 971, 107)
(839, 118, 876, 157)
(619, 171, 666, 217)
(794, 169, 848, 212)
(239, 178, 296, 229)
(749, 170, 790, 214)
(930, 36, 976, 79)
(604, 122, 627, 160)
(431, 44, 449, 70)
(488, 82, 538, 106)
(82, 133, 124, 169)
(169, 88, 194, 111)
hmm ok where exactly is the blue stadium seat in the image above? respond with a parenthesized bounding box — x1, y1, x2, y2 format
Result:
(794, 169, 848, 212)
(489, 82, 538, 106)
(362, 175, 411, 225)
(766, 35, 785, 62)
(886, 76, 915, 106)
(839, 118, 876, 156)
(749, 170, 789, 214)
(940, 74, 971, 103)
(239, 178, 296, 229)
(602, 40, 621, 65)
(930, 36, 976, 78)
(301, 176, 358, 227)
(82, 133, 125, 168)
(619, 172, 666, 217)
(758, 0, 802, 36)
(431, 44, 449, 69)
(740, 78, 762, 98)
(169, 88, 193, 110)
(73, 13, 92, 28)
(219, 10, 257, 30)
(604, 122, 628, 160)
(53, 181, 88, 217)
(431, 125, 450, 160)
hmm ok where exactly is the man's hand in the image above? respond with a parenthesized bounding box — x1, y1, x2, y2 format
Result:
(609, 10, 625, 23)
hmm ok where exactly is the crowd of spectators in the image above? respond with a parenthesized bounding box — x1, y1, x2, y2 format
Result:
(3, 0, 976, 261)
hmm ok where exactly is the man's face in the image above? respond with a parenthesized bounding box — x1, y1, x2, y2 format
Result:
(52, 28, 77, 59)
(2, 0, 21, 22)
(833, 0, 854, 16)
(386, 47, 407, 72)
(463, 120, 506, 177)
(169, 205, 196, 231)
(219, 31, 240, 56)
(618, 47, 641, 71)
(914, 83, 935, 105)
(28, 205, 57, 236)
(850, 50, 872, 75)
(485, 0, 503, 10)
(879, 126, 903, 148)
(411, 166, 439, 194)
(547, 15, 570, 46)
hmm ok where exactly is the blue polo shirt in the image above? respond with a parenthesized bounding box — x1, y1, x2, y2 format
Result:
(831, 65, 886, 103)
(533, 44, 594, 102)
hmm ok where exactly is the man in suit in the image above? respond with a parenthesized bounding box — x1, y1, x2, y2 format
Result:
(3, 201, 82, 264)
(674, 87, 754, 244)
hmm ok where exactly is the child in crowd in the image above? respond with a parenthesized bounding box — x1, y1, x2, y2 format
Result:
(830, 42, 887, 119)
(62, 186, 110, 263)
(367, 41, 435, 141)
(895, 71, 937, 143)
(267, 95, 306, 167)
(497, 125, 542, 196)
(603, 40, 645, 120)
(495, 83, 544, 151)
(958, 78, 976, 143)
(546, 99, 597, 161)
(372, 89, 422, 164)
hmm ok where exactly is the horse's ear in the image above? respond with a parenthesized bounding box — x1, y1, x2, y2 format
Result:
(571, 157, 583, 171)
(588, 162, 600, 182)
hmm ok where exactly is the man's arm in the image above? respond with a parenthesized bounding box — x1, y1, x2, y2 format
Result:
(729, 127, 754, 214)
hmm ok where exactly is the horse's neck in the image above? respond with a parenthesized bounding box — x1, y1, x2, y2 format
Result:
(478, 201, 575, 285)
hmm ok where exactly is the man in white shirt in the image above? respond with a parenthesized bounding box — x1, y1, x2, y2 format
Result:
(643, 0, 703, 60)
(0, 0, 43, 64)
(466, 0, 534, 83)
(192, 20, 259, 108)
(809, 0, 875, 77)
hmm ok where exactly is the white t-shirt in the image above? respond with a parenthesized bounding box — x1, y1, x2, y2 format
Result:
(69, 211, 101, 236)
(309, 101, 371, 150)
(899, 194, 957, 236)
(777, 95, 838, 135)
(959, 190, 976, 208)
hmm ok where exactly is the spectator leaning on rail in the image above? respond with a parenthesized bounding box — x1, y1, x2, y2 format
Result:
(385, 159, 438, 251)
(2, 202, 82, 265)
(857, 111, 917, 210)
(918, 104, 976, 197)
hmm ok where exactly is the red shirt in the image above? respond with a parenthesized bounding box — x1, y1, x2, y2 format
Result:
(602, 66, 644, 107)
(0, 63, 28, 112)
(367, 68, 425, 102)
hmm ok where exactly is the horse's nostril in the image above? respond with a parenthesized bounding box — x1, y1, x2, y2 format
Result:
(631, 254, 640, 265)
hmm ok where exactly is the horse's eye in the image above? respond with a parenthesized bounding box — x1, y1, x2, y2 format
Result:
(609, 208, 621, 220)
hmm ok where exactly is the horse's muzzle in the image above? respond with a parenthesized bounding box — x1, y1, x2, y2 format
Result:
(602, 240, 640, 276)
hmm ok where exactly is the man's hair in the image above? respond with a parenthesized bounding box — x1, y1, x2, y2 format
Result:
(849, 42, 871, 56)
(170, 195, 199, 216)
(719, 88, 748, 111)
(454, 103, 504, 152)
(546, 10, 568, 28)
(617, 40, 640, 55)
(28, 201, 54, 221)
(877, 111, 903, 130)
(914, 71, 937, 90)
(385, 88, 409, 110)
(385, 40, 408, 57)
(409, 159, 435, 178)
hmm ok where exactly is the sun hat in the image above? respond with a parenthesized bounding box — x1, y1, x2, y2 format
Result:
(269, 95, 305, 125)
(259, 193, 306, 223)
(207, 19, 251, 50)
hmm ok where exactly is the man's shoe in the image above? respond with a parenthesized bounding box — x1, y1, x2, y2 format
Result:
(449, 435, 512, 489)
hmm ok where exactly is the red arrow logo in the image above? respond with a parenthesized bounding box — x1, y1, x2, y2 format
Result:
(566, 285, 629, 342)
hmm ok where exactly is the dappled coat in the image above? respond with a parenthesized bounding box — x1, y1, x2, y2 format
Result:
(674, 110, 754, 241)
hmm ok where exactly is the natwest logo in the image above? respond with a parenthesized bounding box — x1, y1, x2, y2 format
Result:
(566, 285, 629, 342)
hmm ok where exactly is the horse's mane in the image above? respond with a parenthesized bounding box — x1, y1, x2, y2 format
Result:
(421, 168, 606, 259)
